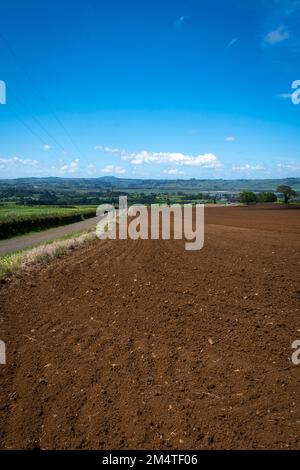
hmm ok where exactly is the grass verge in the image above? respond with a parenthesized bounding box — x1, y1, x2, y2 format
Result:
(0, 228, 96, 280)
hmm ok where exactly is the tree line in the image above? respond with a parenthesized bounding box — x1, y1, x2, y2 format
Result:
(239, 185, 298, 204)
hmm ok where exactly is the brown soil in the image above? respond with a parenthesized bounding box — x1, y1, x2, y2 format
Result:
(0, 205, 300, 450)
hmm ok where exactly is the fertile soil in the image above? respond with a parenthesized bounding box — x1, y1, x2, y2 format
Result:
(0, 205, 300, 450)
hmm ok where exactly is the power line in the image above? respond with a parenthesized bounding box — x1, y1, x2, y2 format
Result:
(7, 102, 65, 162)
(0, 31, 87, 160)
(9, 90, 67, 154)
(7, 103, 51, 148)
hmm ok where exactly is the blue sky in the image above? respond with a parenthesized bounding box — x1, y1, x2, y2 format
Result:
(0, 0, 299, 179)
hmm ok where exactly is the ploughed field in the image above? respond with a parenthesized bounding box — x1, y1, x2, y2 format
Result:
(0, 205, 299, 449)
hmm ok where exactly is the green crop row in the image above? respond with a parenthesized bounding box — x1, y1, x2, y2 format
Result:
(0, 205, 96, 239)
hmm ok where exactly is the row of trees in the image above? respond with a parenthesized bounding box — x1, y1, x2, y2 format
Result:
(239, 185, 298, 204)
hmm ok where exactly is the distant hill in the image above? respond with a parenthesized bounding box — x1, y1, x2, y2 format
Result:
(0, 176, 299, 192)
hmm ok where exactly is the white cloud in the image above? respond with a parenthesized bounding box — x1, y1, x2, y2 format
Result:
(225, 135, 236, 142)
(86, 163, 97, 175)
(95, 145, 121, 153)
(43, 144, 52, 150)
(232, 164, 265, 172)
(100, 165, 126, 175)
(0, 156, 39, 167)
(162, 168, 184, 175)
(277, 162, 300, 171)
(174, 15, 189, 28)
(226, 37, 238, 49)
(97, 145, 222, 168)
(126, 151, 221, 167)
(264, 26, 290, 46)
(60, 159, 79, 174)
(126, 151, 219, 169)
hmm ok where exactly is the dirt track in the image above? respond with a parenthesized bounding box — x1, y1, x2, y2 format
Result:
(0, 205, 300, 449)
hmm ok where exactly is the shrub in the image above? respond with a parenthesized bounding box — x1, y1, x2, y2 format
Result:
(257, 192, 277, 203)
(239, 191, 257, 204)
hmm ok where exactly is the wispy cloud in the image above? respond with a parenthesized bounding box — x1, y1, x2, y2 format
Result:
(43, 144, 52, 150)
(86, 164, 96, 175)
(282, 0, 300, 16)
(277, 162, 300, 171)
(60, 159, 79, 174)
(0, 156, 39, 168)
(162, 168, 184, 176)
(264, 25, 290, 46)
(232, 163, 265, 172)
(173, 15, 189, 29)
(95, 145, 121, 154)
(225, 135, 236, 142)
(226, 37, 238, 49)
(100, 164, 126, 175)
